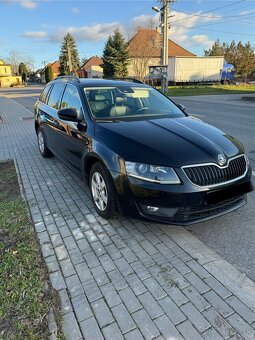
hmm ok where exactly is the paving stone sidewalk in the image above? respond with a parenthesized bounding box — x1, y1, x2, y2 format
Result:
(1, 96, 255, 340)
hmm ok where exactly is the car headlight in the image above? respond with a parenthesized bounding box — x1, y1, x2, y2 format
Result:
(125, 161, 181, 184)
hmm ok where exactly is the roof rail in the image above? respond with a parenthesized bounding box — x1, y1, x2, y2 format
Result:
(55, 75, 80, 82)
(105, 77, 144, 84)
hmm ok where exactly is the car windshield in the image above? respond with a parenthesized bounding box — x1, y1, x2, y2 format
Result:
(83, 85, 185, 121)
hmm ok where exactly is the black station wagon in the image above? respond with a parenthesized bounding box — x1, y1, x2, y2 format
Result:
(34, 77, 253, 225)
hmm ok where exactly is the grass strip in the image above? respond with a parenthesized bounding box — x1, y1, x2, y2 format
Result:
(0, 160, 61, 339)
(165, 84, 255, 96)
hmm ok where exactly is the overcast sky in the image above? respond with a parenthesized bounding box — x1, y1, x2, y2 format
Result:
(1, 0, 254, 70)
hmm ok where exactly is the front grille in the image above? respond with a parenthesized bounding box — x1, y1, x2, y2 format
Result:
(183, 155, 247, 187)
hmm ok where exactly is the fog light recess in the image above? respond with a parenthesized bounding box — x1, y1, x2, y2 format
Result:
(140, 204, 178, 218)
(147, 206, 159, 212)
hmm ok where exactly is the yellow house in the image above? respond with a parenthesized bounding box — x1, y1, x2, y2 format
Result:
(0, 60, 22, 87)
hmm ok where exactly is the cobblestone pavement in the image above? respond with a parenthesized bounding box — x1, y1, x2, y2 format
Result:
(1, 96, 255, 340)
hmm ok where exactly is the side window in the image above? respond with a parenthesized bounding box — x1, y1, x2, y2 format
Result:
(39, 84, 51, 103)
(47, 83, 65, 109)
(60, 85, 82, 118)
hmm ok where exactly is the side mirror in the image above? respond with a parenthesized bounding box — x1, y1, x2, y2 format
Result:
(176, 103, 186, 112)
(58, 108, 82, 122)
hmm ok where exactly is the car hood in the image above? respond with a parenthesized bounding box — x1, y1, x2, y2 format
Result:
(94, 117, 244, 167)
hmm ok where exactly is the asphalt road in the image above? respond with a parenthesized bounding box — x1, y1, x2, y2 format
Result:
(172, 94, 255, 281)
(1, 86, 255, 281)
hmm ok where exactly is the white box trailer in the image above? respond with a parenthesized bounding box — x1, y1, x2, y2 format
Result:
(168, 56, 224, 84)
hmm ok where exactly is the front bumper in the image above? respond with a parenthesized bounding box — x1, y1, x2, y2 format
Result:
(113, 167, 253, 225)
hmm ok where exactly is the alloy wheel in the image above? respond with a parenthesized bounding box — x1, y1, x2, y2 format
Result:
(38, 130, 45, 154)
(91, 172, 108, 211)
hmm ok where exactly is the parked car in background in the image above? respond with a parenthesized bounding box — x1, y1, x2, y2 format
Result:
(34, 77, 253, 225)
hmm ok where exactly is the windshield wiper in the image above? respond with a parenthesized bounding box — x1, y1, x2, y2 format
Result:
(96, 118, 121, 123)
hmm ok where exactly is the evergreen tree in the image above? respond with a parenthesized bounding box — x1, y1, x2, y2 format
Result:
(18, 62, 28, 76)
(102, 28, 129, 78)
(204, 40, 255, 78)
(18, 62, 28, 84)
(81, 57, 88, 66)
(59, 33, 80, 75)
(102, 36, 114, 78)
(45, 65, 54, 83)
(204, 39, 225, 56)
(236, 42, 255, 81)
(224, 41, 237, 66)
(21, 72, 27, 84)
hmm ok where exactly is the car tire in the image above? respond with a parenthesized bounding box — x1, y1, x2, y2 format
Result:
(37, 127, 53, 158)
(89, 162, 117, 218)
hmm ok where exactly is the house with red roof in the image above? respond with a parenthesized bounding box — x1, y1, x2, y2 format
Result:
(39, 60, 60, 83)
(50, 61, 60, 78)
(78, 56, 103, 78)
(78, 30, 195, 81)
(127, 28, 195, 80)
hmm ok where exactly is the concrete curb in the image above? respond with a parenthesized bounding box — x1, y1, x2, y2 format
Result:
(48, 307, 58, 340)
(159, 224, 255, 313)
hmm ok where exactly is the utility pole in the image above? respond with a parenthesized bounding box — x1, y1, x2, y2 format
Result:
(42, 60, 46, 68)
(161, 0, 169, 93)
(153, 0, 175, 92)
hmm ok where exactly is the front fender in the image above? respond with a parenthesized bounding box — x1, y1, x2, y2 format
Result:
(82, 139, 125, 181)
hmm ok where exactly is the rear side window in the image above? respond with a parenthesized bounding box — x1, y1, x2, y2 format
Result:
(39, 84, 51, 103)
(60, 84, 82, 119)
(47, 83, 65, 109)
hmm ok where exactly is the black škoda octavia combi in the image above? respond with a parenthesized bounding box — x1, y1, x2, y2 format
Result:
(34, 77, 253, 225)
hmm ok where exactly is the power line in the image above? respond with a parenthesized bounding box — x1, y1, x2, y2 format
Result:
(171, 24, 255, 37)
(232, 19, 255, 24)
(172, 8, 255, 20)
(171, 0, 246, 23)
(170, 15, 255, 28)
(208, 2, 255, 17)
(169, 0, 255, 35)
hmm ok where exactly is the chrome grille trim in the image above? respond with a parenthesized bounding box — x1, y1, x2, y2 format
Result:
(182, 154, 248, 188)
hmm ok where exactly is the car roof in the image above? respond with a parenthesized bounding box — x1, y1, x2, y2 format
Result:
(50, 77, 150, 88)
(80, 78, 148, 87)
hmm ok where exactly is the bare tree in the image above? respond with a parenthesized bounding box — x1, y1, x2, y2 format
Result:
(7, 50, 34, 75)
(127, 19, 161, 81)
(22, 55, 34, 73)
(7, 50, 21, 75)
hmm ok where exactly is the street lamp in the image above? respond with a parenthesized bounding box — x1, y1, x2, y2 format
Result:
(152, 5, 162, 13)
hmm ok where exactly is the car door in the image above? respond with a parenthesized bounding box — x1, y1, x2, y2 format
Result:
(43, 83, 66, 157)
(56, 84, 89, 174)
